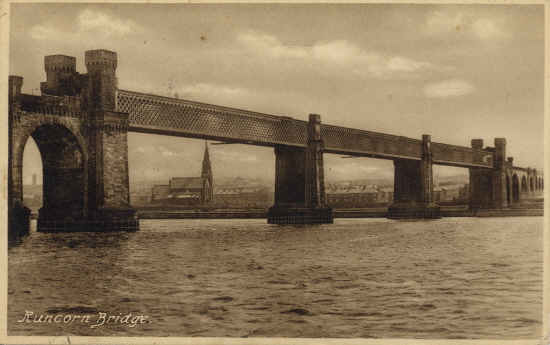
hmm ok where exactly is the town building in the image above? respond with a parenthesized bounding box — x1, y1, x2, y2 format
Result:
(213, 186, 272, 208)
(326, 186, 380, 208)
(378, 187, 394, 202)
(433, 183, 465, 202)
(151, 142, 213, 205)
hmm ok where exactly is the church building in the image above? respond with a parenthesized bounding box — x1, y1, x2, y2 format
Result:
(151, 142, 213, 205)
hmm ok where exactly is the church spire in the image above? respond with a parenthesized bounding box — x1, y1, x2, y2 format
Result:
(201, 141, 212, 178)
(201, 141, 213, 204)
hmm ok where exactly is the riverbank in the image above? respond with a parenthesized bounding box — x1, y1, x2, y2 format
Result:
(137, 207, 543, 219)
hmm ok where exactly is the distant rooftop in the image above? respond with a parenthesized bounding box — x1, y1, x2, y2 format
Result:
(170, 177, 204, 189)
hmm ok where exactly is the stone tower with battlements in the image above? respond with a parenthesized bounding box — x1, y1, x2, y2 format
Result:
(8, 50, 138, 238)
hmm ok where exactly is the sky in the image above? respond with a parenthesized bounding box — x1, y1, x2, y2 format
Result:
(8, 3, 545, 185)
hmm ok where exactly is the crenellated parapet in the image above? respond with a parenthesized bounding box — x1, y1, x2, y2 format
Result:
(10, 49, 128, 129)
(85, 49, 117, 68)
(40, 55, 87, 97)
(19, 94, 80, 118)
(12, 49, 120, 120)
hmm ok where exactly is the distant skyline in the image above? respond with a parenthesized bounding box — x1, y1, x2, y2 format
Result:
(23, 174, 470, 190)
(9, 3, 544, 185)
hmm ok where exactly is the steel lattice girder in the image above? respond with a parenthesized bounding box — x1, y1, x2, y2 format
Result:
(117, 90, 493, 168)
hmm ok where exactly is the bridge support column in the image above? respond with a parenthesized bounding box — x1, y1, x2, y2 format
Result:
(268, 114, 332, 224)
(8, 75, 31, 240)
(85, 109, 138, 231)
(388, 135, 440, 219)
(84, 50, 138, 231)
(533, 169, 540, 197)
(469, 138, 508, 209)
(33, 50, 138, 232)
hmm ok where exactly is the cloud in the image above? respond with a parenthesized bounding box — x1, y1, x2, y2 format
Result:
(354, 56, 433, 79)
(470, 19, 501, 40)
(214, 150, 259, 163)
(131, 145, 191, 159)
(133, 146, 155, 154)
(331, 163, 380, 174)
(29, 8, 143, 42)
(29, 25, 64, 40)
(238, 31, 308, 59)
(162, 150, 178, 157)
(237, 31, 433, 79)
(425, 11, 503, 41)
(423, 79, 475, 98)
(77, 8, 136, 36)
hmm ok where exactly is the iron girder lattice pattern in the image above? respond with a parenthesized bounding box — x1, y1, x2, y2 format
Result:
(118, 89, 495, 167)
(117, 90, 308, 146)
(321, 125, 423, 159)
(432, 142, 494, 168)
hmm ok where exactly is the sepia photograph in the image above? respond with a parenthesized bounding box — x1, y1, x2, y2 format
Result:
(2, 1, 547, 344)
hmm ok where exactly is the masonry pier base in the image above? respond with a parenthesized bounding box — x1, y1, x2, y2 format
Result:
(468, 138, 509, 210)
(387, 135, 440, 220)
(387, 203, 441, 220)
(8, 205, 31, 240)
(37, 207, 139, 233)
(268, 203, 333, 224)
(268, 114, 333, 225)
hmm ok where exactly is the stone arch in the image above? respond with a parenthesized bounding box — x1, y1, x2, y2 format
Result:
(12, 116, 87, 221)
(13, 115, 87, 167)
(529, 176, 534, 193)
(512, 174, 520, 203)
(521, 175, 527, 194)
(506, 174, 511, 204)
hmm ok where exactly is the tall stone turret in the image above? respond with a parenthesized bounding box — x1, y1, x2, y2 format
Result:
(84, 49, 136, 227)
(85, 50, 117, 110)
(41, 55, 76, 96)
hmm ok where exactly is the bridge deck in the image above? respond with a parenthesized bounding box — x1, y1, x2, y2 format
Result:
(118, 90, 493, 169)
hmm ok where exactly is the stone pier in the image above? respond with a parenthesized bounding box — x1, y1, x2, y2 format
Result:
(468, 138, 509, 210)
(268, 114, 333, 224)
(388, 135, 441, 219)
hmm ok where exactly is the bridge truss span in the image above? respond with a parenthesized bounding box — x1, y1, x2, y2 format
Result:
(432, 142, 493, 168)
(118, 89, 494, 168)
(321, 124, 422, 160)
(117, 90, 308, 147)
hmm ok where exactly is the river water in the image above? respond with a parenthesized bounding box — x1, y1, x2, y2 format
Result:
(8, 217, 543, 339)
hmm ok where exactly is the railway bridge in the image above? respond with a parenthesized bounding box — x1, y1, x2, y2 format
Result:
(8, 50, 543, 237)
